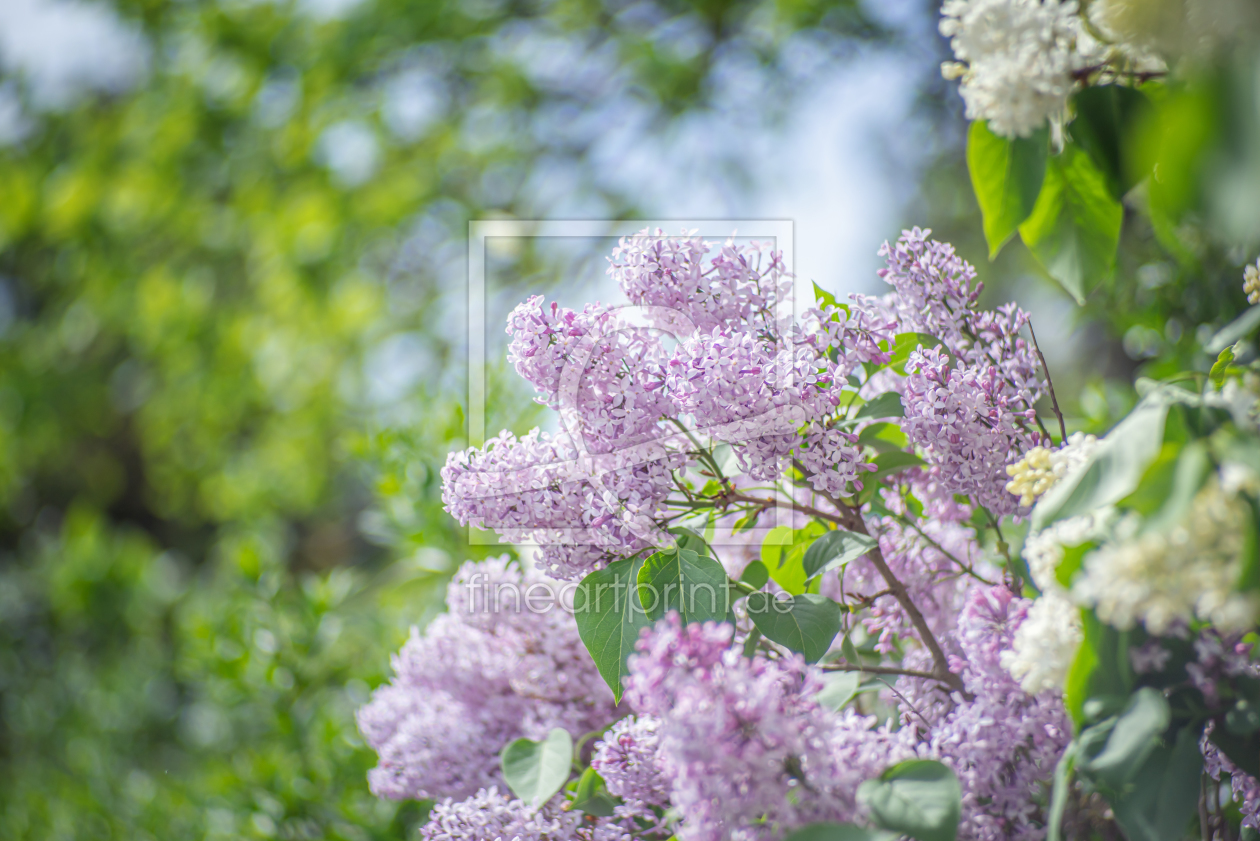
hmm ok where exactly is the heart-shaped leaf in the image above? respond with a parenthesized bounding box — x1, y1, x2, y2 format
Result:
(857, 760, 961, 841)
(815, 671, 862, 711)
(746, 592, 842, 663)
(500, 727, 573, 809)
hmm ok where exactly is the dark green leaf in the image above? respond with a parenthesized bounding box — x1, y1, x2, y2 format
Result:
(1227, 700, 1260, 736)
(1109, 725, 1204, 841)
(854, 392, 904, 420)
(637, 548, 730, 624)
(500, 727, 573, 808)
(746, 592, 842, 663)
(1071, 85, 1154, 199)
(573, 557, 652, 703)
(783, 823, 895, 841)
(1064, 611, 1132, 728)
(740, 560, 769, 590)
(815, 671, 862, 711)
(967, 120, 1049, 258)
(570, 767, 618, 817)
(1017, 144, 1123, 304)
(857, 760, 961, 841)
(802, 530, 879, 579)
(1210, 721, 1260, 778)
(1079, 688, 1170, 789)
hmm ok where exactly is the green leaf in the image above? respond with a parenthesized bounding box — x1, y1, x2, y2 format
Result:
(857, 760, 961, 841)
(967, 120, 1049, 258)
(815, 671, 862, 711)
(869, 451, 925, 483)
(1109, 725, 1204, 841)
(1046, 743, 1078, 841)
(570, 767, 618, 817)
(854, 392, 904, 420)
(1070, 85, 1155, 199)
(668, 527, 712, 557)
(858, 422, 909, 453)
(1079, 688, 1170, 789)
(1207, 306, 1260, 354)
(886, 332, 944, 371)
(1033, 389, 1185, 531)
(802, 530, 879, 579)
(841, 631, 862, 667)
(740, 560, 769, 590)
(1017, 143, 1123, 305)
(637, 548, 731, 625)
(500, 728, 573, 809)
(1209, 720, 1260, 778)
(746, 592, 842, 663)
(762, 522, 828, 596)
(573, 557, 652, 703)
(783, 823, 895, 841)
(1064, 610, 1132, 728)
(1211, 342, 1238, 387)
(813, 282, 845, 314)
(1054, 542, 1092, 590)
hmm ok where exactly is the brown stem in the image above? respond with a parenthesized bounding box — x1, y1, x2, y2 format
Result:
(725, 488, 966, 695)
(1028, 321, 1068, 444)
(821, 662, 941, 681)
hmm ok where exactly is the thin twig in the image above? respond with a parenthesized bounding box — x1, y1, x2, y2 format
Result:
(890, 512, 996, 586)
(1028, 321, 1067, 444)
(821, 662, 940, 681)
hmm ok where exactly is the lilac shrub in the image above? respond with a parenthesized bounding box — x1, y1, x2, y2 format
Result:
(361, 228, 1260, 839)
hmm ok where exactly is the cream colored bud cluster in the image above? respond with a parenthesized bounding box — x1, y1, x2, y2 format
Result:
(1005, 447, 1056, 507)
(1005, 431, 1100, 507)
(1244, 260, 1260, 306)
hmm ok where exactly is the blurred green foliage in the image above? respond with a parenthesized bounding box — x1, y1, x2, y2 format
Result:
(0, 0, 881, 837)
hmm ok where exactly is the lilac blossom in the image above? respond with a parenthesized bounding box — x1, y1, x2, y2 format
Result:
(901, 346, 1043, 516)
(591, 716, 670, 807)
(608, 228, 790, 335)
(623, 616, 854, 841)
(357, 558, 617, 800)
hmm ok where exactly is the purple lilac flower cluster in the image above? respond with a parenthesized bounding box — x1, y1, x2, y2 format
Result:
(593, 591, 1070, 841)
(862, 228, 1046, 515)
(367, 227, 1083, 841)
(443, 228, 1046, 583)
(357, 557, 616, 800)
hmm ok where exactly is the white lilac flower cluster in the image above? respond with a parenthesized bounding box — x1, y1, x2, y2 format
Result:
(1074, 478, 1258, 634)
(1004, 433, 1260, 693)
(939, 0, 1104, 138)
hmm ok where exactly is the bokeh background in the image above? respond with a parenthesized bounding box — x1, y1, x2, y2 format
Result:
(0, 0, 1250, 838)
